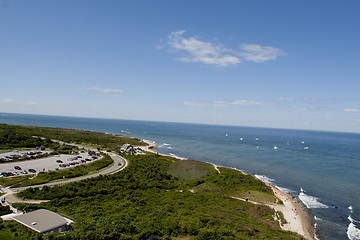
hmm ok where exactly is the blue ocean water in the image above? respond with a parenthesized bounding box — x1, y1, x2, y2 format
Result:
(0, 112, 359, 240)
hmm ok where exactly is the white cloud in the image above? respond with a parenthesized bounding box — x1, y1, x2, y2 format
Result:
(84, 87, 123, 93)
(238, 44, 287, 63)
(214, 100, 273, 107)
(183, 99, 273, 108)
(344, 108, 360, 113)
(84, 87, 124, 97)
(183, 101, 210, 107)
(279, 97, 295, 101)
(166, 31, 286, 68)
(0, 99, 38, 105)
(168, 31, 240, 67)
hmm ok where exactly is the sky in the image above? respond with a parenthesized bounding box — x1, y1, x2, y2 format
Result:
(1, 1, 360, 133)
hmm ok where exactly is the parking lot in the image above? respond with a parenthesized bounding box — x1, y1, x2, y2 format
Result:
(0, 151, 100, 177)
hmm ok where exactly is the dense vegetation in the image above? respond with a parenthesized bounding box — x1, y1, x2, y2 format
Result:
(10, 153, 301, 240)
(0, 125, 302, 239)
(0, 124, 144, 151)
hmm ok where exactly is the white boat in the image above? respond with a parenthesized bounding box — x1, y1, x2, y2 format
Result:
(301, 141, 305, 144)
(273, 146, 278, 150)
(304, 147, 309, 150)
(256, 138, 259, 141)
(225, 133, 228, 137)
(240, 138, 243, 141)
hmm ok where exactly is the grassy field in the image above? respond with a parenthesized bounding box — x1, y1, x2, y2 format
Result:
(167, 160, 211, 180)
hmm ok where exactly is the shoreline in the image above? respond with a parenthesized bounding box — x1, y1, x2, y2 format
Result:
(137, 139, 314, 240)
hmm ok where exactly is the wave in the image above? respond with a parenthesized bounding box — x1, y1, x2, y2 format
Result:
(349, 206, 354, 213)
(169, 153, 179, 158)
(276, 186, 294, 195)
(254, 174, 275, 184)
(298, 190, 329, 209)
(163, 143, 171, 146)
(347, 216, 360, 240)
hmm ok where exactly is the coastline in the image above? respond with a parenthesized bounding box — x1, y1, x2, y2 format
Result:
(137, 139, 314, 240)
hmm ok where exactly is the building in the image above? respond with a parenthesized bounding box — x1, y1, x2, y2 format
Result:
(12, 209, 72, 234)
(121, 143, 136, 155)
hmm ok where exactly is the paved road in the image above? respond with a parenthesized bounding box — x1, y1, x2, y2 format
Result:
(10, 153, 128, 192)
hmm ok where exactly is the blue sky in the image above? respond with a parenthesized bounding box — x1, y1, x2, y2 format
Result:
(1, 1, 360, 133)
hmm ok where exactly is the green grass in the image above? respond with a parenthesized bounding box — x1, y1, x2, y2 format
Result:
(13, 153, 303, 240)
(168, 160, 210, 180)
(0, 231, 14, 240)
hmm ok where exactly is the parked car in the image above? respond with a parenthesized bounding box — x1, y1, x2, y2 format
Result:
(56, 160, 63, 163)
(28, 169, 36, 173)
(69, 162, 75, 165)
(1, 172, 8, 177)
(81, 160, 86, 163)
(14, 166, 21, 170)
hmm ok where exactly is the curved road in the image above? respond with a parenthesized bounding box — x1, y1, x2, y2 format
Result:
(1, 152, 128, 203)
(11, 153, 128, 192)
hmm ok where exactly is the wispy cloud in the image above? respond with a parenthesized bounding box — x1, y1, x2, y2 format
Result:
(183, 101, 210, 107)
(238, 44, 287, 63)
(0, 99, 38, 105)
(214, 100, 273, 107)
(166, 30, 286, 68)
(278, 97, 347, 103)
(83, 87, 124, 97)
(344, 108, 360, 113)
(183, 99, 273, 107)
(168, 30, 240, 67)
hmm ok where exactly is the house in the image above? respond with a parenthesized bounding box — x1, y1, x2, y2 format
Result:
(121, 143, 136, 155)
(12, 209, 72, 234)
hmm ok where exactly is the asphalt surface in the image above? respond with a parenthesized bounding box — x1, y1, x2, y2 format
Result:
(10, 152, 128, 192)
(0, 152, 99, 175)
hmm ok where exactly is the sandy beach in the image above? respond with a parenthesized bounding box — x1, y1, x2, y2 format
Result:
(137, 140, 314, 239)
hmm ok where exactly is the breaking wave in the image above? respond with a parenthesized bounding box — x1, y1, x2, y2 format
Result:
(254, 174, 275, 184)
(347, 216, 360, 240)
(298, 189, 329, 209)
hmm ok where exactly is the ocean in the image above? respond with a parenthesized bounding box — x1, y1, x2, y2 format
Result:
(0, 112, 359, 240)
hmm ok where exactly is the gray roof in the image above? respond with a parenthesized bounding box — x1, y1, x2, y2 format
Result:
(12, 209, 68, 233)
(122, 143, 132, 149)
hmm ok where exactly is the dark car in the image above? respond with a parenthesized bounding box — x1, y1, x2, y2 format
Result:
(28, 169, 36, 173)
(81, 160, 86, 163)
(1, 172, 8, 177)
(56, 160, 63, 163)
(14, 166, 21, 170)
(69, 162, 75, 165)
